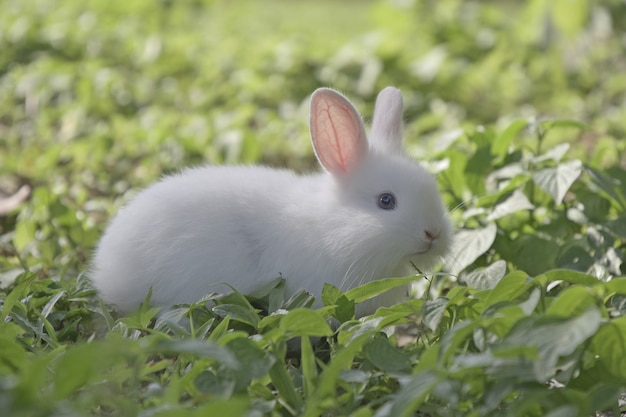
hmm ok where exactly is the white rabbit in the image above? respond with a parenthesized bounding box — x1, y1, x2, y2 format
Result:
(91, 87, 452, 316)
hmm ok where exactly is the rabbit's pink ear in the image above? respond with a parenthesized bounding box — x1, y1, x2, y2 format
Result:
(310, 88, 368, 175)
(370, 87, 404, 153)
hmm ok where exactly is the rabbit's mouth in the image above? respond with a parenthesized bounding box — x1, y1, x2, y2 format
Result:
(412, 237, 449, 258)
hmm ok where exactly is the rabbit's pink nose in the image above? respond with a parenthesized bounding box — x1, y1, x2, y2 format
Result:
(424, 229, 439, 241)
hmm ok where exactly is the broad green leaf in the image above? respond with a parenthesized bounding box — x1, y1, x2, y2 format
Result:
(543, 405, 580, 417)
(540, 119, 588, 131)
(364, 335, 411, 372)
(532, 143, 570, 163)
(588, 317, 626, 383)
(388, 371, 440, 417)
(532, 159, 582, 205)
(155, 397, 251, 417)
(588, 384, 626, 414)
(534, 269, 600, 287)
(546, 286, 598, 317)
(422, 298, 448, 332)
(344, 276, 419, 303)
(445, 223, 497, 275)
(269, 352, 303, 412)
(321, 283, 344, 306)
(0, 328, 27, 373)
(333, 294, 355, 322)
(283, 289, 316, 310)
(279, 308, 333, 337)
(604, 216, 626, 239)
(149, 339, 239, 369)
(212, 304, 259, 328)
(207, 315, 231, 341)
(501, 308, 602, 382)
(193, 371, 236, 396)
(511, 235, 561, 275)
(217, 290, 258, 310)
(439, 320, 484, 365)
(248, 277, 285, 313)
(321, 284, 355, 322)
(226, 337, 275, 391)
(519, 288, 542, 315)
(53, 343, 108, 399)
(314, 333, 372, 400)
(492, 119, 527, 157)
(486, 189, 534, 221)
(605, 278, 626, 295)
(585, 167, 626, 210)
(482, 270, 530, 309)
(0, 272, 36, 321)
(463, 260, 507, 290)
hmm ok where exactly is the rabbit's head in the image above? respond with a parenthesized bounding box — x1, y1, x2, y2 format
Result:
(310, 87, 452, 276)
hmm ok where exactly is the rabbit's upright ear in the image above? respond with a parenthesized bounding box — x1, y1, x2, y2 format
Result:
(370, 87, 404, 153)
(310, 88, 368, 175)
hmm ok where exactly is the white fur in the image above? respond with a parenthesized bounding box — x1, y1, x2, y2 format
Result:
(91, 87, 453, 316)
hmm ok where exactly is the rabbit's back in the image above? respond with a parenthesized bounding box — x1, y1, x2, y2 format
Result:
(91, 165, 310, 311)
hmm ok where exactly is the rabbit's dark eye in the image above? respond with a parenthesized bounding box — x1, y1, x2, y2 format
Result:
(377, 192, 396, 210)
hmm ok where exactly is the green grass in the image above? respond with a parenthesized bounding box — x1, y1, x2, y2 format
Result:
(1, 0, 626, 416)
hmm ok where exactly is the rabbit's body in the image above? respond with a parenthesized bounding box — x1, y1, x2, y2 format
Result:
(91, 87, 452, 315)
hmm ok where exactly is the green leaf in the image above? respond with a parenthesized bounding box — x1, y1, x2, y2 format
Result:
(546, 286, 598, 317)
(334, 294, 356, 322)
(159, 397, 251, 417)
(53, 343, 106, 399)
(536, 269, 600, 287)
(463, 260, 507, 290)
(482, 270, 530, 309)
(532, 143, 570, 164)
(588, 317, 626, 383)
(279, 308, 333, 337)
(486, 189, 534, 221)
(605, 278, 626, 295)
(0, 272, 36, 321)
(604, 216, 626, 239)
(511, 235, 561, 275)
(344, 276, 419, 303)
(321, 283, 343, 306)
(300, 336, 317, 399)
(212, 304, 260, 328)
(445, 223, 497, 275)
(248, 277, 286, 313)
(149, 339, 239, 369)
(439, 320, 484, 365)
(532, 159, 582, 205)
(269, 346, 303, 412)
(492, 119, 527, 157)
(364, 335, 411, 372)
(500, 308, 603, 381)
(193, 370, 235, 396)
(422, 298, 448, 332)
(0, 325, 27, 373)
(543, 405, 580, 417)
(314, 333, 372, 401)
(283, 289, 316, 310)
(226, 337, 275, 391)
(389, 371, 440, 417)
(540, 119, 588, 131)
(586, 167, 626, 210)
